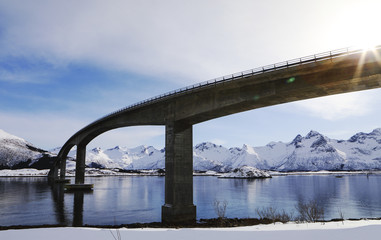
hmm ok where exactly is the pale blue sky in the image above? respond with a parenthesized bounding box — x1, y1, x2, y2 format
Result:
(0, 0, 381, 150)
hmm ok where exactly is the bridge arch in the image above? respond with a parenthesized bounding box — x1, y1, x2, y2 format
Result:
(49, 46, 381, 223)
(54, 124, 165, 183)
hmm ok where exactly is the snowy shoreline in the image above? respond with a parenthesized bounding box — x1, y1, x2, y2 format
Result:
(1, 217, 381, 231)
(269, 170, 381, 176)
(1, 168, 381, 177)
(1, 220, 381, 240)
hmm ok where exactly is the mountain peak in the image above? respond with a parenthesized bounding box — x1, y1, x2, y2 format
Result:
(0, 129, 24, 141)
(370, 128, 381, 136)
(290, 134, 303, 145)
(310, 135, 329, 148)
(0, 129, 46, 169)
(242, 144, 256, 154)
(91, 147, 102, 153)
(195, 142, 219, 151)
(349, 128, 381, 143)
(305, 130, 322, 139)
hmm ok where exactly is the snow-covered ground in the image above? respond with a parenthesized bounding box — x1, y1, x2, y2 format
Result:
(219, 166, 271, 178)
(1, 220, 381, 240)
(0, 168, 50, 176)
(0, 168, 168, 177)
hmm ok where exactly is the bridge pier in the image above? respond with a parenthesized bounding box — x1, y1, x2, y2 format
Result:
(50, 157, 70, 183)
(48, 162, 59, 182)
(75, 143, 86, 184)
(60, 156, 67, 181)
(162, 121, 196, 224)
(64, 143, 93, 190)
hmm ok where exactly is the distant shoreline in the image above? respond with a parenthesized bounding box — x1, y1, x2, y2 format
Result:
(1, 168, 381, 177)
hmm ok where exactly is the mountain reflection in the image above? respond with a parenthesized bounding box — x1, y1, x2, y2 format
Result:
(1, 174, 381, 227)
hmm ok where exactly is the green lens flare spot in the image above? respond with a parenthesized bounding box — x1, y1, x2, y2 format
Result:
(253, 95, 260, 101)
(287, 77, 296, 83)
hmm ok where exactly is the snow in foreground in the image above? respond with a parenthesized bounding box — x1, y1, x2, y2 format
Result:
(1, 220, 381, 240)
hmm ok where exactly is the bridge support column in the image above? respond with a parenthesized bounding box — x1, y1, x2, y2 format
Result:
(162, 121, 196, 224)
(75, 144, 86, 184)
(59, 156, 67, 181)
(48, 163, 59, 181)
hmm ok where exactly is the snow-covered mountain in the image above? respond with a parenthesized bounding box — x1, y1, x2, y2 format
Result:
(0, 129, 55, 169)
(52, 145, 166, 170)
(50, 128, 381, 172)
(2, 128, 381, 171)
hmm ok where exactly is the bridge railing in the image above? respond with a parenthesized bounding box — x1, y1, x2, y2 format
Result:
(91, 45, 381, 125)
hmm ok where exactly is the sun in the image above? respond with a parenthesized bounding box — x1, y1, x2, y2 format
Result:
(329, 1, 381, 51)
(354, 41, 378, 51)
(352, 37, 380, 52)
(348, 16, 381, 51)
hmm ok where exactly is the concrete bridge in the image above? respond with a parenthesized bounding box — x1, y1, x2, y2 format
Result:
(49, 45, 381, 223)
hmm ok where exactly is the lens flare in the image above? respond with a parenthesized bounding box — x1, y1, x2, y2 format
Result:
(287, 77, 296, 84)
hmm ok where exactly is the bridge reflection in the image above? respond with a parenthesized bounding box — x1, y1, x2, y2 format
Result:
(49, 182, 67, 225)
(49, 181, 93, 227)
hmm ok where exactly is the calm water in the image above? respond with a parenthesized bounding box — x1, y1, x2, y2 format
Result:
(1, 174, 381, 226)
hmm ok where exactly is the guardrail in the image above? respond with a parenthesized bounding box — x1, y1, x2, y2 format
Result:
(91, 45, 381, 125)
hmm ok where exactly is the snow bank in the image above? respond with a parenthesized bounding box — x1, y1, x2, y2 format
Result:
(1, 220, 381, 240)
(0, 169, 49, 176)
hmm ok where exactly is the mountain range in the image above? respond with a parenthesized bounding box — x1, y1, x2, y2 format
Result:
(1, 128, 381, 172)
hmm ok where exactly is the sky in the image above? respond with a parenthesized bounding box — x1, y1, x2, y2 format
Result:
(1, 0, 381, 151)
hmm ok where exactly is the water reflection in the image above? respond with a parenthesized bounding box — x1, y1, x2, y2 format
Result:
(49, 181, 94, 227)
(0, 177, 57, 226)
(68, 189, 94, 227)
(49, 182, 67, 225)
(72, 191, 84, 226)
(1, 175, 381, 227)
(79, 176, 164, 225)
(194, 175, 381, 220)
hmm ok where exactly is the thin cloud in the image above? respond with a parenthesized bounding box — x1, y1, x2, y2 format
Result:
(0, 0, 338, 85)
(0, 68, 52, 84)
(293, 91, 374, 121)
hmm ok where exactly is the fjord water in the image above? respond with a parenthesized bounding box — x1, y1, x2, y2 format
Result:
(1, 175, 381, 226)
